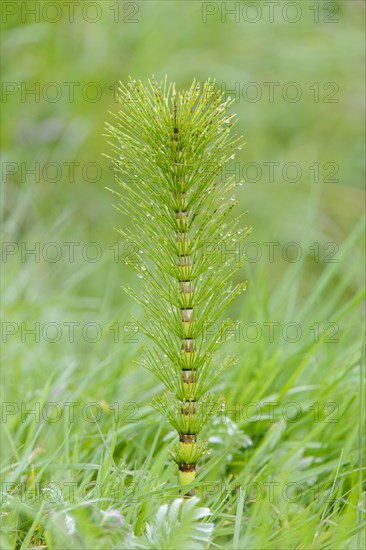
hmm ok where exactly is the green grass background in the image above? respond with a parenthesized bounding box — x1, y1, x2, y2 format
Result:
(1, 1, 365, 548)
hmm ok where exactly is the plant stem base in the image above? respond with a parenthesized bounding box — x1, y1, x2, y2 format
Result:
(179, 469, 196, 485)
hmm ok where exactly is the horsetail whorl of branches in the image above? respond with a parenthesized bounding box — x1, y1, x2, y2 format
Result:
(106, 77, 249, 485)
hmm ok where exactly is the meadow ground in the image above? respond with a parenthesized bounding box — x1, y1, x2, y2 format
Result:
(1, 1, 365, 548)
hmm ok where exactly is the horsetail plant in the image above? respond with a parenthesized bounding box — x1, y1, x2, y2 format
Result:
(105, 77, 249, 485)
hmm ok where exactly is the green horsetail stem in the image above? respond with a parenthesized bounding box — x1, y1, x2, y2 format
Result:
(105, 77, 249, 485)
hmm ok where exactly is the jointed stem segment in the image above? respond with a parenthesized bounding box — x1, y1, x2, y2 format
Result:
(175, 170, 198, 481)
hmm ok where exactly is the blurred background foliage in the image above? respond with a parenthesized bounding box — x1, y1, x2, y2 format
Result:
(2, 0, 365, 415)
(2, 0, 365, 439)
(2, 0, 364, 383)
